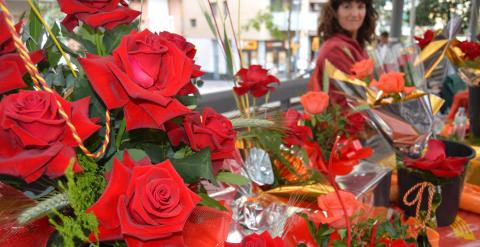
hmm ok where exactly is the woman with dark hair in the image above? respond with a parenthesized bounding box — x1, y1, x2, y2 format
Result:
(308, 0, 378, 91)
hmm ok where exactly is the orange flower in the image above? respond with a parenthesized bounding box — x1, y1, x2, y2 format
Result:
(350, 59, 374, 79)
(314, 191, 364, 229)
(403, 217, 421, 239)
(370, 72, 415, 94)
(300, 91, 329, 115)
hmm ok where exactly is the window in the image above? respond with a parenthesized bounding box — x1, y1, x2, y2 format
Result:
(190, 18, 197, 28)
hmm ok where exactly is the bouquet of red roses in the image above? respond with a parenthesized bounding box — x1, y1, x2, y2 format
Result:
(0, 1, 251, 246)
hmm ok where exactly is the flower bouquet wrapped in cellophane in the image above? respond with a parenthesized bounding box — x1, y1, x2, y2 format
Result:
(325, 56, 444, 158)
(0, 1, 271, 246)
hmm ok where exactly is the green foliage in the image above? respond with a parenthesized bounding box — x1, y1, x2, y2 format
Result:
(177, 95, 199, 109)
(299, 212, 414, 247)
(26, 0, 44, 51)
(216, 171, 250, 185)
(223, 26, 234, 77)
(49, 155, 106, 247)
(243, 9, 285, 40)
(197, 192, 228, 212)
(104, 148, 149, 171)
(414, 0, 471, 31)
(307, 104, 349, 160)
(171, 148, 218, 185)
(103, 24, 136, 54)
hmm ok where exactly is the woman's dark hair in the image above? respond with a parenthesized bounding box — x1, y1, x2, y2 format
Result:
(317, 0, 378, 46)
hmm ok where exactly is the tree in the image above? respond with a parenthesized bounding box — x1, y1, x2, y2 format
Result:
(415, 0, 472, 31)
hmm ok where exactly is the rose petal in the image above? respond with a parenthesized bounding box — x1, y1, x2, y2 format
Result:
(87, 158, 132, 234)
(75, 8, 140, 30)
(44, 146, 82, 179)
(0, 60, 27, 94)
(79, 55, 130, 109)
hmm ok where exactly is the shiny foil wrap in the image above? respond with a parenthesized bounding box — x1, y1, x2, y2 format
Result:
(230, 194, 301, 237)
(458, 67, 480, 87)
(367, 94, 435, 157)
(245, 148, 275, 186)
(326, 60, 444, 157)
(415, 15, 463, 79)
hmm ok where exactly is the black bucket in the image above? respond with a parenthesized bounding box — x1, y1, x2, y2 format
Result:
(469, 86, 480, 137)
(398, 140, 476, 226)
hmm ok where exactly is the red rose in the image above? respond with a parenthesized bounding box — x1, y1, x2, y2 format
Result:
(415, 30, 435, 49)
(283, 108, 313, 146)
(158, 31, 205, 95)
(0, 14, 43, 94)
(167, 107, 236, 160)
(79, 30, 195, 130)
(331, 138, 373, 176)
(58, 0, 140, 31)
(87, 151, 201, 246)
(283, 214, 317, 247)
(345, 112, 365, 135)
(0, 90, 100, 182)
(233, 65, 280, 97)
(458, 41, 480, 61)
(304, 141, 327, 173)
(404, 139, 467, 177)
(226, 231, 285, 247)
(381, 239, 416, 247)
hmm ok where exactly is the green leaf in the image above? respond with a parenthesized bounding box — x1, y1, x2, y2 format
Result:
(332, 240, 347, 247)
(77, 25, 105, 55)
(115, 118, 126, 149)
(103, 24, 135, 54)
(176, 95, 198, 108)
(337, 229, 347, 240)
(72, 77, 106, 121)
(216, 172, 249, 185)
(26, 1, 44, 51)
(298, 213, 318, 241)
(223, 27, 234, 76)
(198, 193, 227, 211)
(77, 25, 99, 46)
(105, 148, 148, 171)
(52, 67, 65, 87)
(322, 63, 329, 93)
(43, 22, 61, 48)
(170, 149, 217, 185)
(47, 45, 62, 66)
(201, 8, 218, 38)
(172, 146, 194, 159)
(351, 104, 370, 112)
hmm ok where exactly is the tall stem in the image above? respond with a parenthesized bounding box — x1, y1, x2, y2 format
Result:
(328, 136, 351, 247)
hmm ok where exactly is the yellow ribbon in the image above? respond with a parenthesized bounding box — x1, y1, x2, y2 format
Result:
(324, 60, 444, 113)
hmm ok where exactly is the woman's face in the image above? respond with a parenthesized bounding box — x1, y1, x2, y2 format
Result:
(336, 1, 366, 34)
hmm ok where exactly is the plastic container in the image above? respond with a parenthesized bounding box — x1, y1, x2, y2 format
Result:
(398, 140, 475, 226)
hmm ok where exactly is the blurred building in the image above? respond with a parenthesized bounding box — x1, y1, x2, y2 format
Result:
(131, 0, 326, 79)
(5, 0, 326, 79)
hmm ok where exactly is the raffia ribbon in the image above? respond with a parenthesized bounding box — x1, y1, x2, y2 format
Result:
(402, 182, 436, 224)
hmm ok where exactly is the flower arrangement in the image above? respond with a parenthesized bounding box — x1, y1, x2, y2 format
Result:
(284, 191, 419, 247)
(0, 1, 247, 246)
(0, 1, 439, 247)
